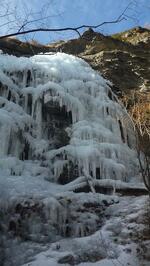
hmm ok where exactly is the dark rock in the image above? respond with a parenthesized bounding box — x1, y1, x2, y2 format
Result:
(102, 200, 110, 207)
(58, 254, 75, 265)
(116, 187, 149, 196)
(9, 220, 16, 232)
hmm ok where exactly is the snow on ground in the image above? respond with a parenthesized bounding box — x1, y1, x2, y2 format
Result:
(22, 195, 149, 266)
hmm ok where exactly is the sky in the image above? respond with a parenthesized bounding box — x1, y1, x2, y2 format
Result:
(0, 0, 150, 43)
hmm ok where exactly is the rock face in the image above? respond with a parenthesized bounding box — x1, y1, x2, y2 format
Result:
(54, 27, 150, 96)
(0, 38, 51, 57)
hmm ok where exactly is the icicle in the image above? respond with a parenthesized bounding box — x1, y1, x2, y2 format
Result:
(35, 99, 43, 139)
(24, 94, 28, 113)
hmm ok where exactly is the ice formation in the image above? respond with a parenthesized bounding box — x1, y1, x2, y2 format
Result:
(0, 52, 138, 182)
(0, 52, 142, 266)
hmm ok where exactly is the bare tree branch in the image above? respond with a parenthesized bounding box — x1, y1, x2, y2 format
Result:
(0, 1, 133, 40)
(0, 12, 14, 18)
(0, 16, 126, 39)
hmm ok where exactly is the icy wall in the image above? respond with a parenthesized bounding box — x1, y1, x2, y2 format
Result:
(0, 52, 138, 183)
(0, 52, 140, 266)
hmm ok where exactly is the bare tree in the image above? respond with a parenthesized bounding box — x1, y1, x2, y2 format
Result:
(123, 91, 150, 194)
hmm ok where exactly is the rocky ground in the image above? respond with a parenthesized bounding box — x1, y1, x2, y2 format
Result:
(20, 194, 150, 266)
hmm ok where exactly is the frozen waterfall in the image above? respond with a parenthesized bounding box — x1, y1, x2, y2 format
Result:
(0, 52, 141, 266)
(0, 52, 137, 183)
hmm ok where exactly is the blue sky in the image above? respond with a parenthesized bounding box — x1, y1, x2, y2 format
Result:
(1, 0, 150, 43)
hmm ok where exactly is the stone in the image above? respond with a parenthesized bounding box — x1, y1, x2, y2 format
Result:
(58, 254, 75, 265)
